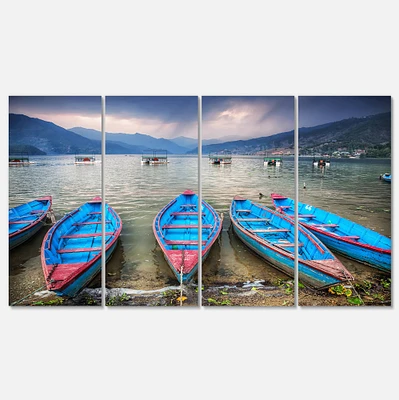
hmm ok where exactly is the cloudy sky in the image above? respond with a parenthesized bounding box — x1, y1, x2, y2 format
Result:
(9, 96, 102, 130)
(299, 96, 391, 127)
(202, 96, 294, 140)
(106, 96, 198, 139)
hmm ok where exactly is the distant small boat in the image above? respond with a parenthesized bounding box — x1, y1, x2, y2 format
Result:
(9, 152, 32, 166)
(313, 157, 330, 167)
(271, 193, 391, 273)
(9, 196, 52, 250)
(209, 152, 232, 165)
(230, 196, 353, 289)
(141, 150, 168, 165)
(264, 157, 282, 166)
(381, 173, 391, 183)
(41, 197, 122, 297)
(153, 190, 222, 283)
(75, 155, 97, 164)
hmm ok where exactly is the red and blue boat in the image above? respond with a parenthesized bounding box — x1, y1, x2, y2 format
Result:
(41, 197, 122, 297)
(9, 196, 52, 250)
(153, 190, 222, 283)
(271, 193, 391, 273)
(230, 196, 354, 289)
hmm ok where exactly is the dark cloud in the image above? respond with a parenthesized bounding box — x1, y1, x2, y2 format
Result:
(106, 96, 198, 123)
(299, 96, 391, 127)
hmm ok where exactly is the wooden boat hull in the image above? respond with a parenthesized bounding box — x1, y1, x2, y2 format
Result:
(41, 197, 122, 297)
(153, 190, 222, 283)
(230, 196, 353, 290)
(9, 196, 52, 250)
(271, 193, 391, 273)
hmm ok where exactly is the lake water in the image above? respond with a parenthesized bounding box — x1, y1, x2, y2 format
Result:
(202, 156, 296, 289)
(9, 155, 391, 306)
(8, 155, 102, 305)
(298, 157, 391, 304)
(105, 155, 198, 292)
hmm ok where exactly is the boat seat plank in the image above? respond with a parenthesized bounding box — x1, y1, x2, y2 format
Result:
(340, 235, 360, 240)
(87, 212, 101, 215)
(180, 204, 196, 207)
(162, 224, 212, 229)
(73, 221, 110, 225)
(57, 247, 102, 254)
(238, 218, 270, 222)
(298, 214, 316, 218)
(251, 228, 289, 233)
(278, 205, 291, 209)
(165, 240, 206, 245)
(9, 220, 34, 224)
(61, 232, 114, 239)
(236, 209, 252, 213)
(170, 212, 205, 216)
(312, 224, 339, 228)
(276, 242, 301, 247)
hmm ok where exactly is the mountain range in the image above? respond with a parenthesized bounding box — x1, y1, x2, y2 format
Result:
(9, 111, 391, 156)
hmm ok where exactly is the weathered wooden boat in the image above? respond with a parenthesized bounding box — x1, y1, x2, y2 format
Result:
(9, 196, 52, 250)
(153, 190, 222, 283)
(230, 196, 354, 289)
(271, 193, 391, 273)
(41, 197, 122, 297)
(381, 173, 391, 183)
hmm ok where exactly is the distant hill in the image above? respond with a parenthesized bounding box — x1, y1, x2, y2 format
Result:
(298, 112, 391, 155)
(69, 127, 190, 154)
(10, 114, 101, 154)
(188, 112, 391, 155)
(9, 144, 46, 155)
(190, 130, 295, 154)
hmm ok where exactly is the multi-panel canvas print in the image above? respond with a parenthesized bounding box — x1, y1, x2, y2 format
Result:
(8, 95, 392, 308)
(104, 96, 199, 306)
(297, 96, 391, 306)
(201, 96, 295, 306)
(9, 96, 103, 306)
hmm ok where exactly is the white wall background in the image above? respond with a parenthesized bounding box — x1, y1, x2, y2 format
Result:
(1, 1, 398, 399)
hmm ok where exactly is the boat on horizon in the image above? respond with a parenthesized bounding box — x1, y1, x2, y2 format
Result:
(230, 196, 354, 289)
(271, 193, 391, 274)
(153, 190, 222, 283)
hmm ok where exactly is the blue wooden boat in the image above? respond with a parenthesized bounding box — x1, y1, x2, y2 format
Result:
(153, 190, 222, 283)
(230, 196, 354, 289)
(381, 173, 391, 183)
(271, 193, 391, 273)
(9, 196, 52, 250)
(41, 197, 122, 297)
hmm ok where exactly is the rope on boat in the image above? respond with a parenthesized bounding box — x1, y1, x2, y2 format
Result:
(10, 284, 48, 306)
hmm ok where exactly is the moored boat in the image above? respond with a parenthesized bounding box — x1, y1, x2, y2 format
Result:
(41, 197, 122, 297)
(230, 196, 353, 289)
(264, 156, 282, 166)
(209, 152, 232, 165)
(153, 190, 222, 283)
(9, 196, 52, 250)
(74, 154, 97, 164)
(271, 193, 391, 273)
(381, 173, 391, 183)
